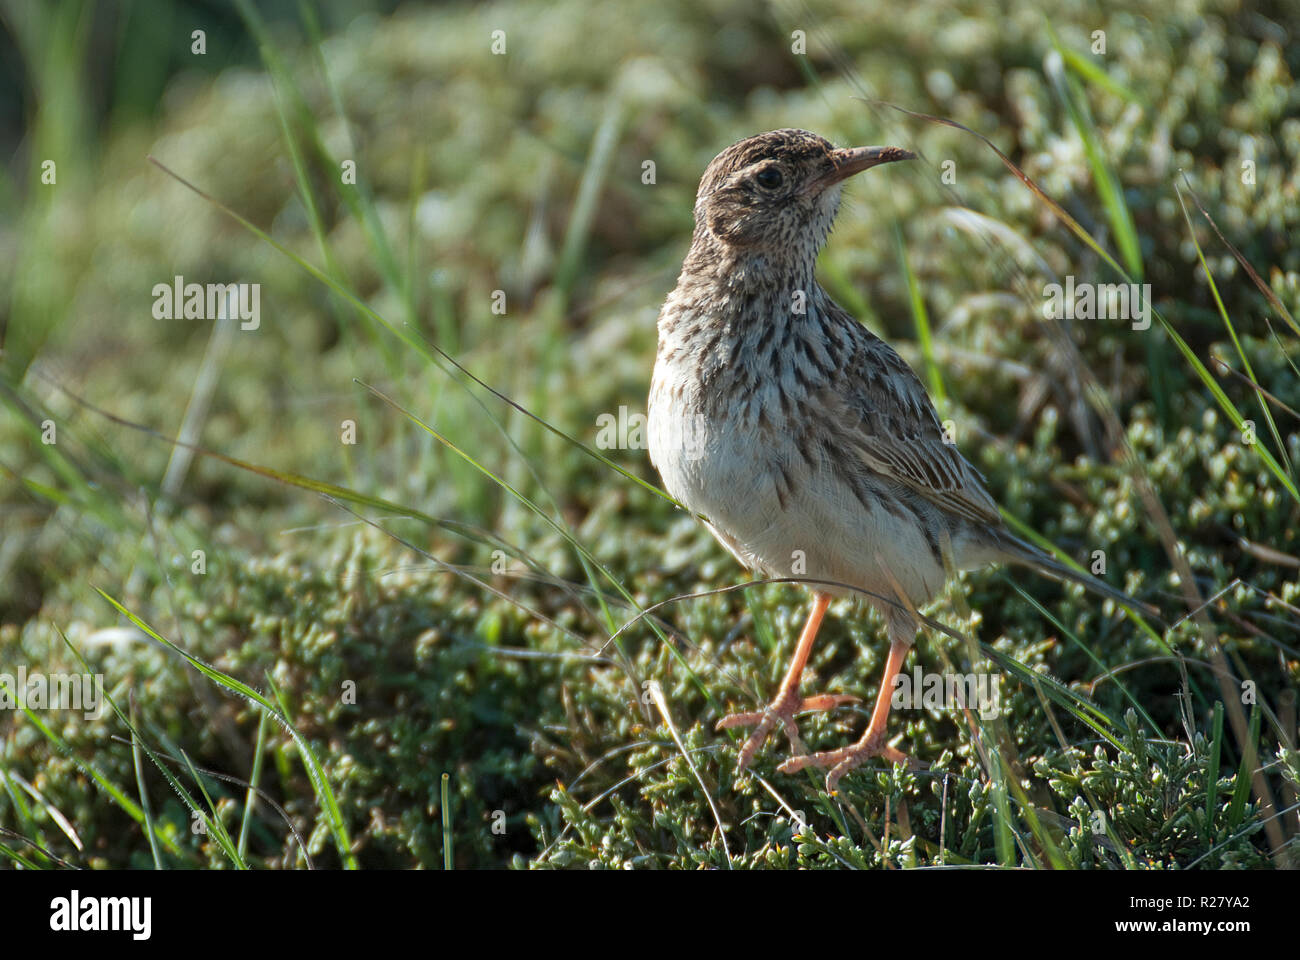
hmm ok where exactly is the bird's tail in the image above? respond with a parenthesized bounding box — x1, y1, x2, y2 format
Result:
(990, 532, 1165, 627)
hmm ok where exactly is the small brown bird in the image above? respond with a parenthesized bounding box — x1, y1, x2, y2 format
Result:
(647, 129, 1146, 792)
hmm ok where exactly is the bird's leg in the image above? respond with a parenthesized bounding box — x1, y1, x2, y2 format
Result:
(778, 633, 916, 793)
(716, 592, 860, 774)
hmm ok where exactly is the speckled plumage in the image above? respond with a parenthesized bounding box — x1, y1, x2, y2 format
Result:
(647, 129, 1141, 790)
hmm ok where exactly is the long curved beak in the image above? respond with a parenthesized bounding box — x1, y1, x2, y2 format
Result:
(814, 145, 916, 190)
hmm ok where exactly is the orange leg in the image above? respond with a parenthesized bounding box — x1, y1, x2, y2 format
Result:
(778, 635, 916, 793)
(717, 592, 859, 774)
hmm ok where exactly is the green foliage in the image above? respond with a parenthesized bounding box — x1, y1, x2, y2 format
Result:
(1, 0, 1297, 869)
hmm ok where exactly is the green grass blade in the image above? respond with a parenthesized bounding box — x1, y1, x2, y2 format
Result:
(1005, 579, 1163, 735)
(1055, 42, 1147, 108)
(93, 588, 358, 868)
(130, 696, 165, 869)
(237, 709, 269, 861)
(0, 674, 186, 858)
(179, 747, 246, 869)
(1175, 185, 1293, 480)
(999, 513, 1165, 646)
(441, 772, 453, 870)
(1226, 705, 1261, 831)
(1046, 22, 1143, 281)
(554, 96, 623, 300)
(1204, 700, 1224, 839)
(897, 224, 945, 407)
(977, 642, 1123, 750)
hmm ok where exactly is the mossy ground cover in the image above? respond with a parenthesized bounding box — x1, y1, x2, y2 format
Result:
(1, 0, 1297, 869)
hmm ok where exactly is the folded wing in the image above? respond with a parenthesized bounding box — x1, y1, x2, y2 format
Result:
(820, 304, 1003, 528)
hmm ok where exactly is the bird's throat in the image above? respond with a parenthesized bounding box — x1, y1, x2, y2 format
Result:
(662, 238, 821, 342)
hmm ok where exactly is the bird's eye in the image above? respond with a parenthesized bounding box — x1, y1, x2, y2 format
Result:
(755, 167, 783, 189)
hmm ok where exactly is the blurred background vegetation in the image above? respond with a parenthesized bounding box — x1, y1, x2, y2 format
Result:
(1, 0, 1298, 869)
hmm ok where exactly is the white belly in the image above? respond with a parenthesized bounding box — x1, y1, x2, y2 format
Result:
(647, 364, 946, 611)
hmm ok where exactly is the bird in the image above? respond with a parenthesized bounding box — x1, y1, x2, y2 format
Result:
(646, 128, 1152, 793)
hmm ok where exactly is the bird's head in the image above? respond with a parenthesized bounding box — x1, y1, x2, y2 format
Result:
(692, 128, 914, 260)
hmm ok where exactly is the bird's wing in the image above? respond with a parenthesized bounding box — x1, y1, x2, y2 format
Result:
(819, 304, 1003, 528)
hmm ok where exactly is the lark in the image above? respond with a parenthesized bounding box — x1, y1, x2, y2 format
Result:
(647, 129, 1146, 793)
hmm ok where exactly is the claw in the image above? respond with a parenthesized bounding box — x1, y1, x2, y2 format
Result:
(715, 593, 847, 777)
(778, 733, 923, 793)
(717, 693, 860, 775)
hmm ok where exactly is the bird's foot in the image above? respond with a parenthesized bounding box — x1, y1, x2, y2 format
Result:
(777, 730, 921, 794)
(717, 691, 860, 775)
